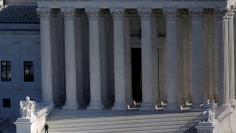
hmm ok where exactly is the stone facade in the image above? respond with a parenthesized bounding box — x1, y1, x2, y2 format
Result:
(36, 0, 236, 111)
(1, 0, 236, 132)
(0, 4, 41, 120)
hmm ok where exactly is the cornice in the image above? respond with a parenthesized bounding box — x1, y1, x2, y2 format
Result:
(37, 1, 226, 9)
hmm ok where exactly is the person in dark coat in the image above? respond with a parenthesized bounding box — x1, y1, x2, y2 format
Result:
(44, 123, 49, 133)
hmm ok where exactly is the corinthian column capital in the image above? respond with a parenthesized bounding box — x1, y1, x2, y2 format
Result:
(36, 7, 51, 20)
(85, 8, 100, 21)
(110, 9, 125, 21)
(61, 8, 76, 21)
(163, 8, 177, 21)
(138, 8, 152, 21)
(189, 8, 203, 20)
(228, 6, 236, 16)
(215, 8, 227, 21)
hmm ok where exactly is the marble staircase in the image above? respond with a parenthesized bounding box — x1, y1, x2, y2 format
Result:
(41, 110, 201, 133)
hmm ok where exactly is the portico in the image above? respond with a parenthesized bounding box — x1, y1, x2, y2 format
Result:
(36, 0, 236, 111)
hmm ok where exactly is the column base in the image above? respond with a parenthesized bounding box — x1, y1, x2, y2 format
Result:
(87, 101, 103, 110)
(139, 102, 156, 110)
(112, 102, 128, 110)
(63, 101, 79, 109)
(165, 103, 179, 111)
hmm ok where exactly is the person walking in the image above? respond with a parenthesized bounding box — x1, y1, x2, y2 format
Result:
(44, 123, 49, 133)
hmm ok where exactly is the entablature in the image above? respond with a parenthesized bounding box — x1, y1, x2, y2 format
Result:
(37, 0, 226, 9)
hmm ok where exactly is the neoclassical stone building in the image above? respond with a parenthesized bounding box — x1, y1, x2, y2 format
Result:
(0, 0, 233, 132)
(35, 0, 236, 112)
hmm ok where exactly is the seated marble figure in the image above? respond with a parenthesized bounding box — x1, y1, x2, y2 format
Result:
(20, 96, 37, 119)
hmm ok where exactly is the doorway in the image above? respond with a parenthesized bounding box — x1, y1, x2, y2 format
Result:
(131, 48, 142, 103)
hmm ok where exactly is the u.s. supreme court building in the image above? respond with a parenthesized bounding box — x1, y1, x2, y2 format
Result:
(1, 0, 236, 132)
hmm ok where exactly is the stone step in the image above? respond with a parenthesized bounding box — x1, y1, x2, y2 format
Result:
(46, 126, 181, 133)
(48, 114, 196, 123)
(49, 120, 186, 128)
(50, 123, 183, 131)
(49, 111, 200, 121)
(42, 110, 201, 133)
(48, 117, 193, 127)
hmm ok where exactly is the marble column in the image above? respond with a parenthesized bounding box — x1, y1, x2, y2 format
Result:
(228, 8, 236, 105)
(37, 8, 53, 104)
(124, 14, 133, 106)
(190, 9, 205, 109)
(86, 9, 103, 109)
(62, 8, 78, 109)
(152, 14, 159, 106)
(213, 11, 220, 103)
(111, 9, 128, 110)
(138, 9, 156, 110)
(216, 9, 231, 109)
(164, 9, 179, 110)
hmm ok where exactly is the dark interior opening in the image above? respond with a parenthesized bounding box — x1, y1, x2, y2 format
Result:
(131, 48, 142, 103)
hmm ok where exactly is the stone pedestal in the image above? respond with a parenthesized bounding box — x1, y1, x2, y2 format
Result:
(15, 118, 37, 133)
(196, 122, 216, 133)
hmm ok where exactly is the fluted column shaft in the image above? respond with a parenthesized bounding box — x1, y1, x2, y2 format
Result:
(164, 9, 179, 110)
(138, 9, 156, 110)
(86, 9, 103, 109)
(37, 8, 53, 104)
(190, 9, 204, 109)
(217, 10, 231, 109)
(124, 15, 133, 106)
(111, 9, 128, 110)
(62, 8, 78, 109)
(228, 9, 236, 105)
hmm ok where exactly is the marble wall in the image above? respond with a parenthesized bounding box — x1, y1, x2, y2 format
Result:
(0, 24, 41, 119)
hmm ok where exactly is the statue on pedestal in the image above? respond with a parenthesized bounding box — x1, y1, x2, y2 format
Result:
(20, 96, 37, 119)
(202, 99, 217, 122)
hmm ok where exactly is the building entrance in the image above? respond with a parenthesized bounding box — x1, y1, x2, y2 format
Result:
(131, 48, 142, 103)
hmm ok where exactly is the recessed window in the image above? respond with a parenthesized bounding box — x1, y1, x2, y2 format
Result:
(2, 98, 11, 108)
(1, 61, 11, 81)
(24, 61, 34, 82)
